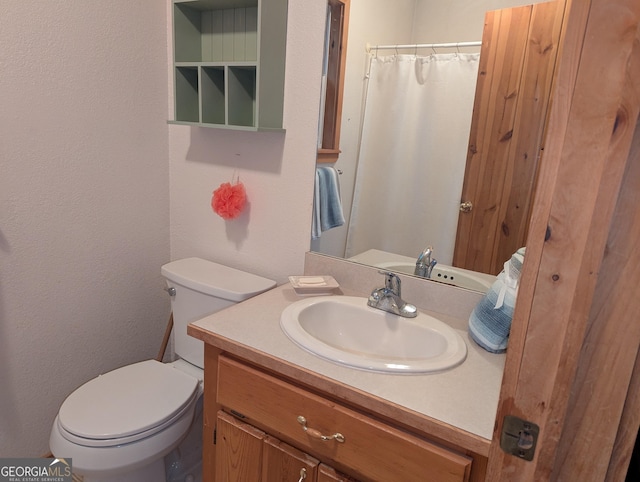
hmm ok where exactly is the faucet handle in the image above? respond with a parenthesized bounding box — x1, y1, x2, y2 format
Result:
(415, 246, 437, 278)
(416, 246, 434, 263)
(369, 270, 416, 318)
(378, 270, 401, 295)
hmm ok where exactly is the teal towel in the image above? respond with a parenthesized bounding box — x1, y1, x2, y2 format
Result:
(312, 166, 345, 239)
(468, 247, 525, 353)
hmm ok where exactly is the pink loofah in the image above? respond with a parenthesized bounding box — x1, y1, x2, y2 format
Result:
(211, 181, 247, 219)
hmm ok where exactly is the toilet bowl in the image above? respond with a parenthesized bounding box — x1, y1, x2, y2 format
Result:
(50, 258, 275, 482)
(50, 359, 201, 481)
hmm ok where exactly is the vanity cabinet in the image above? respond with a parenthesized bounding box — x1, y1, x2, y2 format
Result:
(209, 354, 474, 481)
(171, 0, 287, 130)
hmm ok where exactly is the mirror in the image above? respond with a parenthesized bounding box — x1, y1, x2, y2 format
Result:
(310, 0, 559, 292)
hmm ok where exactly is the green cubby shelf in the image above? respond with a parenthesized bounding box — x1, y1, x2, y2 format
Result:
(170, 0, 287, 131)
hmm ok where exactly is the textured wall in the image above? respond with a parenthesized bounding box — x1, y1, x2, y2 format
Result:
(0, 1, 170, 456)
(0, 0, 332, 457)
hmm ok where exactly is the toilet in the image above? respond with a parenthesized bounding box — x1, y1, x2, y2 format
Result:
(49, 257, 276, 482)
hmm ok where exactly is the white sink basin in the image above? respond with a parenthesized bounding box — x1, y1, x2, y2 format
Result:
(280, 296, 467, 374)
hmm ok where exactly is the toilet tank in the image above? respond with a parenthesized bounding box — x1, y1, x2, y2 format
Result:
(161, 258, 276, 368)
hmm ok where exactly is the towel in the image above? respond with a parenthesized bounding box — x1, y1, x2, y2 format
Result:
(311, 166, 345, 239)
(468, 247, 526, 353)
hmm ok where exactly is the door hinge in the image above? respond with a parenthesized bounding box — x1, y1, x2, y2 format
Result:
(500, 415, 539, 461)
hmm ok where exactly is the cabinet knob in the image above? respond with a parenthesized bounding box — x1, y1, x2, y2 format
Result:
(460, 201, 473, 213)
(297, 415, 345, 443)
(298, 468, 307, 481)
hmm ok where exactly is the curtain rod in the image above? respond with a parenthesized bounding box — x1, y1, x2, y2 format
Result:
(367, 41, 481, 52)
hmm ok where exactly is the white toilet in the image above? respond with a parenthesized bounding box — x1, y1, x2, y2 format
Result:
(49, 257, 275, 482)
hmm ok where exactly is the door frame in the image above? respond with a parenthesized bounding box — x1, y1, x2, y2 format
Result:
(488, 0, 640, 479)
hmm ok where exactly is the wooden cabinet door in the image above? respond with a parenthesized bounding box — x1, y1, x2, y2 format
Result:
(215, 410, 264, 481)
(262, 435, 319, 482)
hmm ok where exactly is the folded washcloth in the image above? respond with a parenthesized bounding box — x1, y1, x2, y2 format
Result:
(468, 247, 526, 353)
(311, 166, 345, 239)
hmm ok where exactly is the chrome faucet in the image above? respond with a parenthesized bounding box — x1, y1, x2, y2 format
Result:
(367, 271, 418, 318)
(414, 246, 437, 279)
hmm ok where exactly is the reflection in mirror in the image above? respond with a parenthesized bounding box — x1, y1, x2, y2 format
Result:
(310, 0, 561, 292)
(317, 0, 349, 163)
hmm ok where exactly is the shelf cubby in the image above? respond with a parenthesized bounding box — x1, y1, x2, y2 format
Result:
(201, 67, 226, 125)
(175, 66, 200, 123)
(228, 66, 256, 127)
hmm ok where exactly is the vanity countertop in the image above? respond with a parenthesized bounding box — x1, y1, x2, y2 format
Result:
(188, 283, 505, 456)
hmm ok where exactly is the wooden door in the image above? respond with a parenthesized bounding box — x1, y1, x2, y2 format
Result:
(215, 410, 264, 481)
(488, 0, 640, 479)
(453, 1, 564, 275)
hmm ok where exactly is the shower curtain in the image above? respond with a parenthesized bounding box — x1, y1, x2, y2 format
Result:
(345, 53, 480, 264)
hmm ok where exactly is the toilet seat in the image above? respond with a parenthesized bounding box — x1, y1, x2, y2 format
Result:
(58, 360, 199, 448)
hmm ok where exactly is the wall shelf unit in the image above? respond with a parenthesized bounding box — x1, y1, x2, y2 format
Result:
(170, 0, 287, 131)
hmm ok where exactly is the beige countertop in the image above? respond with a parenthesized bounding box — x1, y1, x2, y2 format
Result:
(188, 279, 505, 457)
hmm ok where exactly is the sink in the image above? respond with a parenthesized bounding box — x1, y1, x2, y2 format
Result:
(280, 296, 467, 373)
(376, 261, 494, 292)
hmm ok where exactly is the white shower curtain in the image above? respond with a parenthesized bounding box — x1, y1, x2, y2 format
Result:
(345, 53, 480, 264)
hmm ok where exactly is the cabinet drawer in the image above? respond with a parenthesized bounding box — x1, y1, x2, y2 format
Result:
(217, 356, 471, 482)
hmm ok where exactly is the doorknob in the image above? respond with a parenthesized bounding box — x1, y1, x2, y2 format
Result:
(460, 201, 473, 213)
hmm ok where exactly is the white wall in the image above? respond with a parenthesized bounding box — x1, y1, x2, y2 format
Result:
(0, 1, 170, 456)
(168, 1, 327, 282)
(413, 0, 547, 41)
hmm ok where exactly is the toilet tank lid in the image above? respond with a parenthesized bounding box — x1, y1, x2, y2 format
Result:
(161, 257, 276, 302)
